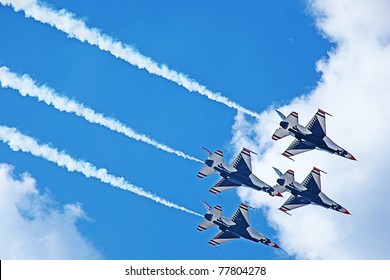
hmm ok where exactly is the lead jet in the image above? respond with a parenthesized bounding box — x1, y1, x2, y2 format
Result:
(197, 201, 280, 248)
(272, 109, 356, 161)
(197, 147, 282, 197)
(273, 167, 351, 215)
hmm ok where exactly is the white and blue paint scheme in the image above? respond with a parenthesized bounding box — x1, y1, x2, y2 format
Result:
(273, 167, 351, 215)
(197, 147, 282, 197)
(197, 201, 280, 248)
(272, 109, 356, 161)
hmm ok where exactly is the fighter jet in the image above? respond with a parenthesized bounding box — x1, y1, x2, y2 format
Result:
(197, 147, 282, 197)
(272, 109, 356, 161)
(197, 201, 280, 248)
(273, 167, 351, 215)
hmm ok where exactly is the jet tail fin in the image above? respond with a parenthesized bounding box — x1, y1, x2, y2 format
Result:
(272, 167, 283, 178)
(273, 167, 294, 191)
(276, 110, 286, 120)
(277, 109, 299, 124)
(273, 110, 298, 139)
(201, 201, 223, 217)
(197, 149, 224, 178)
(198, 201, 222, 231)
(201, 201, 213, 213)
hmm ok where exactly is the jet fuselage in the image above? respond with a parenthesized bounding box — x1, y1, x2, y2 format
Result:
(210, 217, 261, 243)
(288, 127, 349, 157)
(213, 164, 271, 193)
(285, 182, 344, 212)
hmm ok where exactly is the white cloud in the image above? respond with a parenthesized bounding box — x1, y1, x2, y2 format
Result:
(0, 163, 102, 259)
(231, 0, 390, 259)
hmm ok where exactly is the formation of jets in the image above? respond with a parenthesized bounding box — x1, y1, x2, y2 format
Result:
(196, 109, 355, 249)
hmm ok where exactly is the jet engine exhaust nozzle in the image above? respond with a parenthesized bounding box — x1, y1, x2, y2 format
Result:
(205, 159, 214, 168)
(280, 121, 289, 130)
(277, 178, 285, 186)
(205, 213, 213, 221)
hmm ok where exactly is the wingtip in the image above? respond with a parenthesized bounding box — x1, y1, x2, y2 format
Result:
(279, 208, 292, 216)
(197, 226, 204, 231)
(209, 189, 218, 195)
(241, 147, 258, 155)
(313, 167, 327, 174)
(282, 153, 295, 161)
(318, 108, 333, 117)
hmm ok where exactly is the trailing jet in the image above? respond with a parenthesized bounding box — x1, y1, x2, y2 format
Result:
(272, 109, 356, 161)
(197, 201, 280, 248)
(273, 167, 351, 215)
(197, 147, 282, 197)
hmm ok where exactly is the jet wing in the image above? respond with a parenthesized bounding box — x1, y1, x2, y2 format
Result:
(282, 139, 316, 159)
(231, 148, 252, 176)
(301, 167, 322, 194)
(209, 230, 240, 246)
(306, 109, 327, 138)
(230, 203, 250, 228)
(279, 194, 311, 214)
(209, 177, 241, 195)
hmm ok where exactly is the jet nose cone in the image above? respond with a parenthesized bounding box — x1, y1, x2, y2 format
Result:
(349, 155, 357, 161)
(343, 209, 351, 215)
(276, 192, 283, 197)
(272, 243, 280, 249)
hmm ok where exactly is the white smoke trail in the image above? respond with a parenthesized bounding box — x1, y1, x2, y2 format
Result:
(0, 125, 202, 217)
(0, 66, 202, 163)
(0, 0, 260, 118)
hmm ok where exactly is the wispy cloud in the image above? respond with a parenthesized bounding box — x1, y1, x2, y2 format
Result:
(0, 125, 202, 217)
(0, 0, 260, 118)
(230, 0, 390, 259)
(0, 163, 102, 259)
(0, 66, 202, 163)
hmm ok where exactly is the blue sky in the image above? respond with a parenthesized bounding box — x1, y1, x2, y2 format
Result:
(3, 0, 382, 260)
